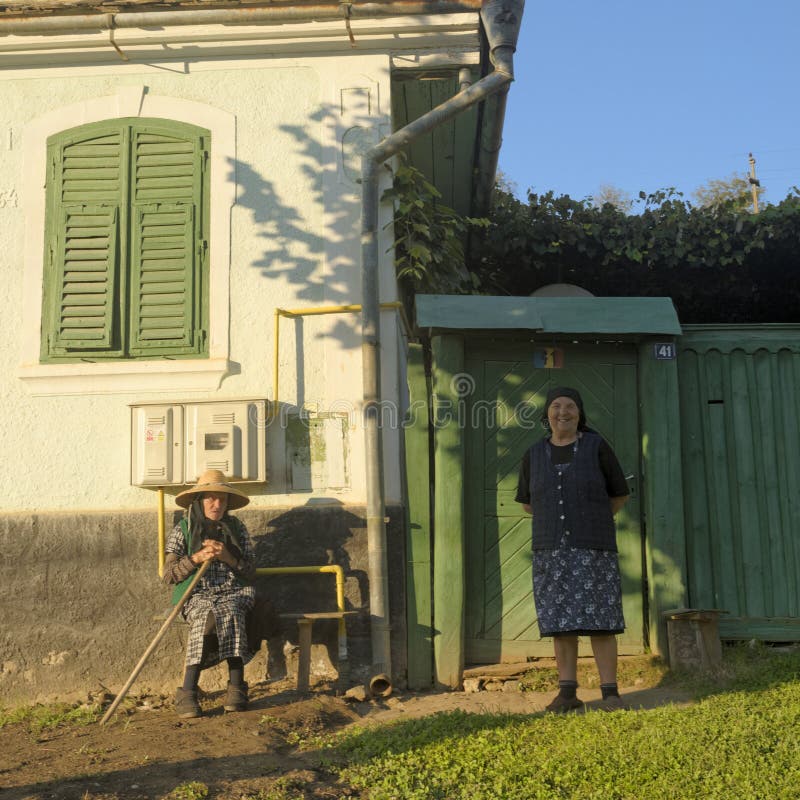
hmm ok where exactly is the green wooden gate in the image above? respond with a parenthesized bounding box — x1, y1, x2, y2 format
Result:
(464, 341, 645, 663)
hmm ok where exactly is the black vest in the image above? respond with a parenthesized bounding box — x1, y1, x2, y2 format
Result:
(528, 432, 617, 551)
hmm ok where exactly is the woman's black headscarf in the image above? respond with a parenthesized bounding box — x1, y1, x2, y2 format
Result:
(541, 386, 588, 431)
(185, 497, 243, 560)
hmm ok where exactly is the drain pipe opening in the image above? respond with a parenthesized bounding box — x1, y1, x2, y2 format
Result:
(369, 672, 393, 698)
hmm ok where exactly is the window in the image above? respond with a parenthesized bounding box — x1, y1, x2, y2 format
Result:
(41, 118, 210, 362)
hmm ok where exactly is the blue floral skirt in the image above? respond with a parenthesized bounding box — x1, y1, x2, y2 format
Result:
(533, 545, 625, 637)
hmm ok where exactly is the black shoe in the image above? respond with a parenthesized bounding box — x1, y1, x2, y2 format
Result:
(545, 694, 584, 714)
(175, 687, 202, 718)
(598, 694, 628, 712)
(224, 681, 249, 712)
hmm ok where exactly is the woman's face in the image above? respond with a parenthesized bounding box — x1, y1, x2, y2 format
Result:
(547, 396, 580, 438)
(202, 491, 228, 521)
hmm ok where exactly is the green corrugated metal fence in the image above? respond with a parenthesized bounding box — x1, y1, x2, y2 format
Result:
(679, 325, 800, 640)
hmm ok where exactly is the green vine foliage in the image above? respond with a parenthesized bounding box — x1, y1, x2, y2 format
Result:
(469, 186, 800, 323)
(383, 161, 488, 294)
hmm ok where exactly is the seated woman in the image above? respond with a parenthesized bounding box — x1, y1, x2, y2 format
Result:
(163, 469, 257, 718)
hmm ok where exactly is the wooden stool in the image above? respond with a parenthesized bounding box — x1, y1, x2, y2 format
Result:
(280, 611, 356, 691)
(663, 608, 726, 672)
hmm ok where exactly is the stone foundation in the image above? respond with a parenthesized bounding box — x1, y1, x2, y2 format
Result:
(0, 503, 406, 705)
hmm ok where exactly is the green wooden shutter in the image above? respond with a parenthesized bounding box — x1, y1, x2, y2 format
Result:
(129, 128, 206, 356)
(50, 205, 119, 352)
(130, 203, 195, 353)
(43, 128, 124, 358)
(42, 120, 209, 361)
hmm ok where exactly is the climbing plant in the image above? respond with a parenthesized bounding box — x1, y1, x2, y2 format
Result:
(468, 185, 800, 323)
(382, 161, 488, 294)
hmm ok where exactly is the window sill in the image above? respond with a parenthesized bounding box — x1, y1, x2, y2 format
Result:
(17, 358, 232, 396)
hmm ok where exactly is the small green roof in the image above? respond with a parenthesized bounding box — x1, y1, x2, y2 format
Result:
(415, 295, 682, 335)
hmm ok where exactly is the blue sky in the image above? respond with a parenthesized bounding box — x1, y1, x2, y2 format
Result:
(498, 1, 798, 207)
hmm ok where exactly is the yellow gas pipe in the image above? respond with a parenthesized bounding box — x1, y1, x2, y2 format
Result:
(256, 565, 348, 661)
(157, 488, 166, 578)
(156, 303, 403, 660)
(155, 505, 349, 659)
(271, 301, 410, 417)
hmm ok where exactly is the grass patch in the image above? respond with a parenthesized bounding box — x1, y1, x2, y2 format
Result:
(239, 777, 311, 800)
(324, 646, 800, 800)
(664, 641, 800, 697)
(0, 701, 100, 734)
(162, 782, 209, 800)
(520, 654, 670, 693)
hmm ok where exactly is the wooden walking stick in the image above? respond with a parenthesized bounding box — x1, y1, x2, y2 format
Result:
(100, 560, 211, 725)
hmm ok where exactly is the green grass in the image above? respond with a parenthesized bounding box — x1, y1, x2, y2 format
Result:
(3, 646, 799, 799)
(323, 645, 800, 800)
(238, 777, 311, 800)
(162, 782, 209, 800)
(521, 654, 670, 693)
(0, 701, 100, 734)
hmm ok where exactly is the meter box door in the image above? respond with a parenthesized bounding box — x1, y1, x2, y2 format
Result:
(131, 405, 184, 486)
(185, 400, 267, 483)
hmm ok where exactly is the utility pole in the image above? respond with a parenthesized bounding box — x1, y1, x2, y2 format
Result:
(748, 152, 760, 214)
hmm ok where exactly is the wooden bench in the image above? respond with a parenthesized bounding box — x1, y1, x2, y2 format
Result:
(279, 611, 357, 691)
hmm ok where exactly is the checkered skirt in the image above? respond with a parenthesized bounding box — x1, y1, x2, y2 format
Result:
(166, 521, 256, 667)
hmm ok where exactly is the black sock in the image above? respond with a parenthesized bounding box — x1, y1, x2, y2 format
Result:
(227, 657, 244, 686)
(558, 680, 578, 700)
(182, 664, 201, 691)
(601, 683, 620, 699)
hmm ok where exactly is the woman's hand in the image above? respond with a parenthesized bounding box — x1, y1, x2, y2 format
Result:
(610, 495, 629, 516)
(190, 539, 224, 565)
(214, 543, 239, 569)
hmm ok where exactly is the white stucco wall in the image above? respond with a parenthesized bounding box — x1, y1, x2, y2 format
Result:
(0, 44, 417, 512)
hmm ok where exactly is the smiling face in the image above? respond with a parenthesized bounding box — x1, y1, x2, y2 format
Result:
(202, 491, 228, 521)
(547, 396, 580, 440)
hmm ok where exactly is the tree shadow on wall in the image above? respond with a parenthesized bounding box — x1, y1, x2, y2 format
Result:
(227, 101, 399, 497)
(227, 98, 393, 349)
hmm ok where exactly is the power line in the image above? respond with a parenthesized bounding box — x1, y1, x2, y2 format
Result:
(726, 146, 800, 158)
(758, 167, 800, 175)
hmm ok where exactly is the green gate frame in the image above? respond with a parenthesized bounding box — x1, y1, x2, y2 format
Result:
(406, 295, 688, 689)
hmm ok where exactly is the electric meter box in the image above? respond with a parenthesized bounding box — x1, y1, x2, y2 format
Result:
(184, 399, 267, 483)
(130, 399, 267, 487)
(131, 404, 184, 486)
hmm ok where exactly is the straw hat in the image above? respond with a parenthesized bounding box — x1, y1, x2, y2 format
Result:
(175, 469, 250, 510)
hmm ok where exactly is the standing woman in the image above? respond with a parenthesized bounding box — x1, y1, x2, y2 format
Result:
(516, 387, 630, 712)
(163, 469, 257, 718)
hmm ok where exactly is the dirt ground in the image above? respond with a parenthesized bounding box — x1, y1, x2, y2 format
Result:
(0, 668, 693, 800)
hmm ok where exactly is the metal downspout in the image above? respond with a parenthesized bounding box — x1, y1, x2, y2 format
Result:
(360, 0, 524, 693)
(474, 86, 510, 213)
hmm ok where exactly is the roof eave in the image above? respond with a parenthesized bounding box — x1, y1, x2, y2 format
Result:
(415, 294, 683, 336)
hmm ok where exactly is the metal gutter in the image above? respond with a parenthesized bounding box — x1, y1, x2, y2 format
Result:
(0, 1, 481, 34)
(360, 0, 524, 694)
